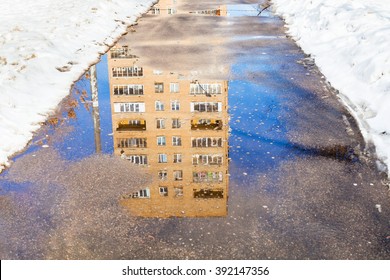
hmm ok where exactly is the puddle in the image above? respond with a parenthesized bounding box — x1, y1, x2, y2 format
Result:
(1, 0, 389, 259)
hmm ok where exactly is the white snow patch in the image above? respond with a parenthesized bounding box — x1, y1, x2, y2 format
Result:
(272, 0, 390, 175)
(0, 0, 156, 172)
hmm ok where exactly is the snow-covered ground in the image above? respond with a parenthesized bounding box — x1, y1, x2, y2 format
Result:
(272, 0, 390, 174)
(0, 0, 156, 172)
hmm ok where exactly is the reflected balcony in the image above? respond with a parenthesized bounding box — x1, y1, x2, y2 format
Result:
(191, 119, 223, 131)
(116, 119, 146, 132)
(193, 188, 224, 199)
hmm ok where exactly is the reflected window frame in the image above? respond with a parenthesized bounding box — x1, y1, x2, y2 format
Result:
(171, 100, 180, 111)
(157, 136, 166, 146)
(172, 118, 181, 129)
(154, 82, 164, 93)
(159, 187, 168, 196)
(158, 170, 168, 181)
(174, 187, 183, 198)
(173, 170, 183, 181)
(156, 118, 166, 129)
(172, 136, 182, 146)
(173, 153, 182, 163)
(170, 82, 180, 93)
(158, 153, 168, 163)
(155, 101, 165, 111)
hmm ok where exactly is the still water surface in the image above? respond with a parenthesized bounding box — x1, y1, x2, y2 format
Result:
(1, 0, 389, 259)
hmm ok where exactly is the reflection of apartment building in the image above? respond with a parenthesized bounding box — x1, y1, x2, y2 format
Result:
(108, 45, 229, 218)
(148, 0, 178, 16)
(148, 0, 228, 17)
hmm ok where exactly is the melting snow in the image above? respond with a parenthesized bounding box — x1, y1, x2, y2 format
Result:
(273, 0, 390, 175)
(0, 0, 156, 172)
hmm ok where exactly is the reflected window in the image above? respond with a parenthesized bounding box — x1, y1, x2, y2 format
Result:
(171, 100, 180, 111)
(173, 170, 183, 181)
(155, 101, 165, 111)
(151, 8, 160, 15)
(110, 47, 137, 59)
(159, 187, 168, 196)
(157, 118, 166, 129)
(192, 154, 223, 165)
(191, 102, 221, 112)
(117, 138, 147, 148)
(174, 187, 183, 197)
(192, 155, 198, 165)
(132, 188, 150, 198)
(113, 85, 144, 95)
(172, 118, 181, 128)
(172, 136, 182, 146)
(114, 102, 145, 113)
(193, 171, 223, 183)
(170, 83, 179, 93)
(190, 83, 222, 95)
(157, 136, 166, 146)
(168, 8, 177, 15)
(191, 137, 223, 147)
(199, 119, 211, 125)
(155, 83, 164, 93)
(173, 154, 182, 163)
(112, 66, 143, 77)
(158, 171, 168, 181)
(158, 154, 168, 163)
(127, 155, 148, 165)
(153, 70, 163, 75)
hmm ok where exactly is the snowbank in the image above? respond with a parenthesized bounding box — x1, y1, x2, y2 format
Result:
(0, 0, 156, 172)
(272, 0, 390, 174)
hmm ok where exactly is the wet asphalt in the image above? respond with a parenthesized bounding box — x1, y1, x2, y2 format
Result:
(0, 0, 389, 259)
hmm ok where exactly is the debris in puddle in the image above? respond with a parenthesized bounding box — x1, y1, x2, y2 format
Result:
(42, 145, 49, 148)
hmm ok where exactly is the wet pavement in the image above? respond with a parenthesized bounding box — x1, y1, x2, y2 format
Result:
(1, 0, 390, 259)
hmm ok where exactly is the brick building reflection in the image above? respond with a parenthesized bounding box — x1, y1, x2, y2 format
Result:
(108, 1, 229, 218)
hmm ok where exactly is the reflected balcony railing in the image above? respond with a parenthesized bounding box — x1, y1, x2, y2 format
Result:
(193, 188, 224, 199)
(116, 120, 146, 132)
(191, 119, 223, 130)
